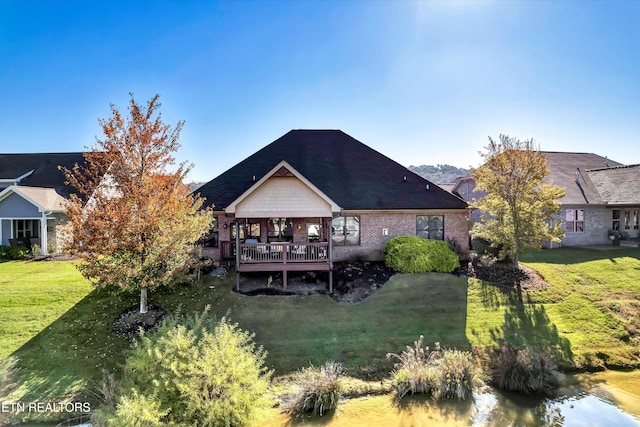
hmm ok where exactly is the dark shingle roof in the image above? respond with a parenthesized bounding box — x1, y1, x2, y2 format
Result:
(0, 152, 85, 197)
(197, 130, 467, 211)
(541, 152, 623, 205)
(587, 164, 640, 206)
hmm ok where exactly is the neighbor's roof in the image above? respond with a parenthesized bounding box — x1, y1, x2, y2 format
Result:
(0, 185, 68, 212)
(541, 151, 623, 205)
(0, 152, 86, 197)
(197, 130, 468, 211)
(587, 164, 640, 206)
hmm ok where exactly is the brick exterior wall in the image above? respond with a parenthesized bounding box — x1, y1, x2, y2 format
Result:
(559, 206, 611, 246)
(204, 211, 470, 262)
(333, 211, 469, 262)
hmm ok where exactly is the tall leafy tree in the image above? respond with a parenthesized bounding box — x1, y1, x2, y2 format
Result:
(61, 94, 213, 313)
(471, 135, 565, 266)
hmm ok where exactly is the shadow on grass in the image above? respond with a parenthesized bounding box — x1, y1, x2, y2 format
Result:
(8, 288, 139, 405)
(478, 281, 574, 368)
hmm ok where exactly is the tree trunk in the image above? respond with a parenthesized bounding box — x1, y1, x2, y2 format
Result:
(140, 287, 148, 314)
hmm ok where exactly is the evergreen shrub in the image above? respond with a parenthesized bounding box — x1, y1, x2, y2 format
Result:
(100, 307, 273, 426)
(384, 235, 459, 273)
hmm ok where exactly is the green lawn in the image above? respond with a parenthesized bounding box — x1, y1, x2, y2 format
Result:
(1, 247, 639, 424)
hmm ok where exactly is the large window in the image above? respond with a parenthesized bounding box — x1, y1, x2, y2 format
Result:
(565, 209, 584, 233)
(416, 215, 444, 240)
(13, 220, 39, 239)
(331, 216, 360, 246)
(202, 217, 219, 248)
(268, 218, 292, 242)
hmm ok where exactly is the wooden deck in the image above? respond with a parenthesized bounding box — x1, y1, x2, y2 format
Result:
(229, 241, 332, 289)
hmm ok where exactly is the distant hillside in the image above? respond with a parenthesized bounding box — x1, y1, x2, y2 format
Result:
(408, 164, 471, 184)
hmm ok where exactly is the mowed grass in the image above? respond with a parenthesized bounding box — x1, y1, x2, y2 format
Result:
(0, 260, 92, 359)
(1, 247, 640, 424)
(466, 247, 640, 369)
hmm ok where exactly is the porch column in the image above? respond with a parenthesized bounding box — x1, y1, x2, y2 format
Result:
(235, 220, 240, 291)
(40, 213, 48, 256)
(328, 218, 333, 293)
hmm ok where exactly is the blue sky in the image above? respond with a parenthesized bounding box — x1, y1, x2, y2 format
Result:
(1, 0, 639, 182)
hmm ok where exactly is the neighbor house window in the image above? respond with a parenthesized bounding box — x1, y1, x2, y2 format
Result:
(416, 215, 444, 240)
(247, 222, 261, 240)
(13, 220, 39, 239)
(612, 210, 620, 231)
(634, 210, 639, 230)
(202, 217, 219, 248)
(566, 209, 584, 233)
(331, 216, 360, 246)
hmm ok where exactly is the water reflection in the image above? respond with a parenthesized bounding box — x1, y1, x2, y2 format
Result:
(263, 371, 640, 427)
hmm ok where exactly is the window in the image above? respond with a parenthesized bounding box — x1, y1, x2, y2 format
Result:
(268, 218, 292, 242)
(331, 216, 360, 246)
(247, 222, 261, 240)
(13, 220, 39, 239)
(612, 210, 620, 231)
(565, 209, 584, 233)
(416, 215, 444, 240)
(634, 210, 639, 230)
(202, 217, 219, 248)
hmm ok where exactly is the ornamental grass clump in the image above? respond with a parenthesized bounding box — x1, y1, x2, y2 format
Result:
(383, 235, 459, 274)
(490, 341, 559, 396)
(282, 361, 343, 417)
(387, 336, 482, 400)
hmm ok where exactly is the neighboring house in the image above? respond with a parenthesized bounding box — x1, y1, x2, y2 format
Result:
(196, 130, 470, 288)
(0, 153, 85, 254)
(453, 151, 640, 248)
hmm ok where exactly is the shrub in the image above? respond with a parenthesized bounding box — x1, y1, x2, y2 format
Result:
(490, 341, 559, 396)
(0, 245, 30, 260)
(387, 337, 482, 400)
(104, 307, 273, 426)
(282, 361, 343, 416)
(384, 235, 459, 274)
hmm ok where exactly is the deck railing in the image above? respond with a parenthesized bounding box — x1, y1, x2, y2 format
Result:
(237, 242, 329, 264)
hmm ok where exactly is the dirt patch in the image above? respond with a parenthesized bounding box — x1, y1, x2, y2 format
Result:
(457, 255, 550, 291)
(113, 306, 167, 338)
(234, 262, 396, 303)
(233, 257, 550, 303)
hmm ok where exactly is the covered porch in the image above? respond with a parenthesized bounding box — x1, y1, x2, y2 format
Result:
(222, 217, 334, 291)
(220, 160, 342, 291)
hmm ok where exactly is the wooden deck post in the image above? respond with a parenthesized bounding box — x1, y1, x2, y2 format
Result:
(282, 244, 287, 289)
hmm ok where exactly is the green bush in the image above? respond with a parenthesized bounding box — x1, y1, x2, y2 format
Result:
(387, 337, 483, 400)
(282, 361, 343, 417)
(384, 235, 459, 273)
(0, 245, 30, 260)
(490, 341, 559, 396)
(102, 307, 273, 426)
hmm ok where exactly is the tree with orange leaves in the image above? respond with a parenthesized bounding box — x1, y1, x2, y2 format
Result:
(61, 94, 213, 313)
(471, 135, 564, 267)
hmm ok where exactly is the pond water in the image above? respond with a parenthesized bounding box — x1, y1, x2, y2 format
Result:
(263, 370, 640, 426)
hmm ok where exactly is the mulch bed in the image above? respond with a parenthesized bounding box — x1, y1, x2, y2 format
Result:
(113, 305, 167, 338)
(457, 255, 550, 291)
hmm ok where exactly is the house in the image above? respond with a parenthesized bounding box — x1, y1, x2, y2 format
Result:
(0, 153, 85, 255)
(196, 130, 470, 289)
(452, 151, 640, 248)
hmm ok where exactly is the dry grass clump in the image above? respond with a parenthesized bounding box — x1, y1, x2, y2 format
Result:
(387, 336, 483, 400)
(490, 341, 559, 395)
(281, 361, 343, 416)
